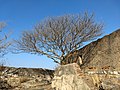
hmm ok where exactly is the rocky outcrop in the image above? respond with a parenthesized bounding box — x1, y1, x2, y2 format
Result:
(62, 29, 120, 70)
(0, 66, 54, 90)
(52, 63, 96, 90)
(52, 63, 120, 90)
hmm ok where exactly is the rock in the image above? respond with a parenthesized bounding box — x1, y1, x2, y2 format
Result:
(0, 66, 54, 90)
(0, 79, 12, 89)
(62, 29, 120, 71)
(101, 79, 120, 90)
(52, 63, 96, 90)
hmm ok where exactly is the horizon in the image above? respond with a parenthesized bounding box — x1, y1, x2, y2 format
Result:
(0, 0, 120, 69)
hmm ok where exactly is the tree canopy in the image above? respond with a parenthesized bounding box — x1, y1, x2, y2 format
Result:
(15, 12, 103, 64)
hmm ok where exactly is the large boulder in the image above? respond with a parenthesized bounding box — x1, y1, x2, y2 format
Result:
(52, 63, 96, 90)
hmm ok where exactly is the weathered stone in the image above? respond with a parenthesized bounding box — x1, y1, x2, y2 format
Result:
(62, 29, 120, 71)
(52, 63, 96, 90)
(102, 80, 120, 90)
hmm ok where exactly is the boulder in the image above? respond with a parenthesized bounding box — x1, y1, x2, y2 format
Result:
(52, 63, 96, 90)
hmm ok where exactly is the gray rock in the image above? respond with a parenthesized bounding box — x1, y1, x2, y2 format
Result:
(52, 63, 96, 90)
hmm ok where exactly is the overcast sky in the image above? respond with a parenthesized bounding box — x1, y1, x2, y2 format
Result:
(0, 0, 120, 69)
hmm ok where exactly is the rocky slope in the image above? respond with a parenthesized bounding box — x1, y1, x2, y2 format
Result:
(0, 66, 54, 90)
(62, 29, 120, 70)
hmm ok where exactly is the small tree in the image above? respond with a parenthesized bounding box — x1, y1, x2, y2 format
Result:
(15, 12, 103, 64)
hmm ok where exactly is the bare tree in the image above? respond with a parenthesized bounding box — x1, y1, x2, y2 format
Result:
(0, 22, 10, 57)
(15, 12, 103, 64)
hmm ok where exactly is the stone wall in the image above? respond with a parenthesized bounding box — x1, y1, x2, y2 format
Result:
(61, 29, 120, 70)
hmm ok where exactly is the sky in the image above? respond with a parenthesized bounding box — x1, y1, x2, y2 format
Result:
(0, 0, 120, 69)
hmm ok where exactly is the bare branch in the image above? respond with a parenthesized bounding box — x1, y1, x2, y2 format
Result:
(0, 22, 11, 57)
(15, 12, 103, 64)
